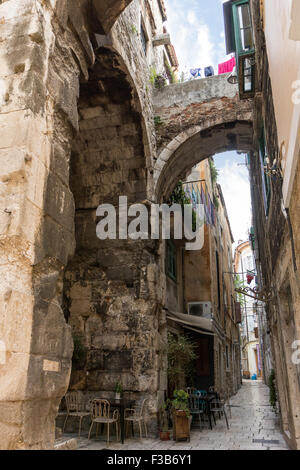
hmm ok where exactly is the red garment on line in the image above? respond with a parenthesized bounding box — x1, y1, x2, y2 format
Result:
(218, 57, 236, 74)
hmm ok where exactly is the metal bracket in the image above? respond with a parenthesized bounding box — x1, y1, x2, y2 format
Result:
(235, 285, 273, 303)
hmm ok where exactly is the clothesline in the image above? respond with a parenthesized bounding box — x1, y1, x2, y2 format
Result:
(184, 181, 216, 227)
(188, 54, 236, 79)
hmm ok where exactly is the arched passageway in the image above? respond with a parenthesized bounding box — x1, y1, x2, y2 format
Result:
(61, 46, 162, 433)
(155, 119, 253, 201)
(151, 76, 254, 407)
(92, 0, 135, 34)
(152, 75, 254, 201)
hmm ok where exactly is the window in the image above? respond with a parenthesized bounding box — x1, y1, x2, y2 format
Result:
(245, 254, 253, 271)
(166, 240, 177, 281)
(231, 1, 256, 98)
(216, 251, 221, 310)
(242, 56, 255, 93)
(236, 2, 254, 53)
(225, 345, 230, 371)
(259, 127, 271, 215)
(228, 247, 232, 270)
(223, 284, 228, 312)
(232, 1, 255, 56)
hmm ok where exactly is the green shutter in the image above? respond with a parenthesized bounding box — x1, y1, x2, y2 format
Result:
(166, 240, 177, 281)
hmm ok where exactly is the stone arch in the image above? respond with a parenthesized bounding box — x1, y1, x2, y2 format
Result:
(0, 0, 160, 450)
(151, 76, 254, 201)
(59, 44, 160, 432)
(92, 0, 135, 34)
(154, 118, 254, 201)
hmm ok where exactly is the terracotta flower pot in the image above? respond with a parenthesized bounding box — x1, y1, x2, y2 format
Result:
(159, 431, 170, 441)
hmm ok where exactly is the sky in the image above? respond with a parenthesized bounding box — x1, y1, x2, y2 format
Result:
(165, 0, 230, 77)
(165, 0, 252, 244)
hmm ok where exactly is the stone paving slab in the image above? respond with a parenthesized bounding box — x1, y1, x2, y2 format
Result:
(69, 381, 289, 451)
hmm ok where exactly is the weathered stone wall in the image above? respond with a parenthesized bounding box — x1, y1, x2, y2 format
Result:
(0, 0, 78, 449)
(62, 50, 161, 426)
(0, 0, 166, 448)
(0, 0, 257, 449)
(249, 0, 300, 449)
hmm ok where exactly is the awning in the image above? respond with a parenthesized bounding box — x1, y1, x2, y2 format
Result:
(166, 310, 215, 336)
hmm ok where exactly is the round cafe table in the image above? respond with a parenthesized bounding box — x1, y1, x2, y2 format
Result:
(110, 398, 135, 444)
(195, 394, 216, 430)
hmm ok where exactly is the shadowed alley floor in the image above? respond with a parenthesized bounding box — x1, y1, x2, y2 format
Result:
(60, 381, 289, 450)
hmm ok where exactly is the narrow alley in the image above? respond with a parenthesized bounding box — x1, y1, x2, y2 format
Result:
(0, 0, 300, 453)
(58, 381, 289, 451)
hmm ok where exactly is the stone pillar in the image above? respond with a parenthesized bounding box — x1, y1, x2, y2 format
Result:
(0, 0, 76, 449)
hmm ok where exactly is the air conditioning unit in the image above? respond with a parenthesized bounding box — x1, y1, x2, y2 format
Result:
(187, 302, 212, 319)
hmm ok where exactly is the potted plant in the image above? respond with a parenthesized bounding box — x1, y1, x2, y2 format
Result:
(158, 402, 170, 441)
(114, 381, 123, 400)
(171, 390, 191, 442)
(167, 332, 197, 393)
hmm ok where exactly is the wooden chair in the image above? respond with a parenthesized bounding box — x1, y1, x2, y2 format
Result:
(88, 399, 120, 445)
(124, 398, 148, 439)
(62, 391, 90, 437)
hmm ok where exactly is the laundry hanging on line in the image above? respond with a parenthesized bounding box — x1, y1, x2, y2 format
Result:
(190, 68, 202, 78)
(218, 56, 236, 75)
(204, 66, 214, 77)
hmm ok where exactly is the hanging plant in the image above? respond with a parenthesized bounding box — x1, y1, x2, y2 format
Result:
(209, 158, 219, 185)
(167, 182, 197, 232)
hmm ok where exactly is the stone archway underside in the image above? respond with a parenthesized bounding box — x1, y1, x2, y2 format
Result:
(92, 0, 135, 33)
(152, 75, 254, 201)
(61, 46, 162, 434)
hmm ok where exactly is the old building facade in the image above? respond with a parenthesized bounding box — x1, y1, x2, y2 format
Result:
(2, 0, 299, 451)
(0, 0, 254, 450)
(223, 0, 300, 450)
(0, 0, 174, 450)
(234, 240, 261, 379)
(249, 0, 300, 450)
(165, 160, 241, 401)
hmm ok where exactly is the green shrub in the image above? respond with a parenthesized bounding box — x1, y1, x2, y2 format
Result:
(268, 369, 277, 412)
(167, 333, 197, 389)
(171, 390, 190, 417)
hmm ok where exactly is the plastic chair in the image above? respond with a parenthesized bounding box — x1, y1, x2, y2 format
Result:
(124, 398, 148, 439)
(88, 399, 120, 445)
(63, 391, 90, 437)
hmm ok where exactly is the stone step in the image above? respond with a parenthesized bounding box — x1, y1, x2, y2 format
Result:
(54, 437, 78, 450)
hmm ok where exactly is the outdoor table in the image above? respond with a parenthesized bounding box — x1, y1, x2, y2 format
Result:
(110, 398, 135, 444)
(198, 394, 215, 430)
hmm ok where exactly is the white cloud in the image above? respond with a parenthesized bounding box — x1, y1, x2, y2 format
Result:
(217, 159, 252, 245)
(165, 0, 228, 76)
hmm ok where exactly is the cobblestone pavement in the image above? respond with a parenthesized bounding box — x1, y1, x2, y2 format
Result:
(71, 381, 289, 450)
